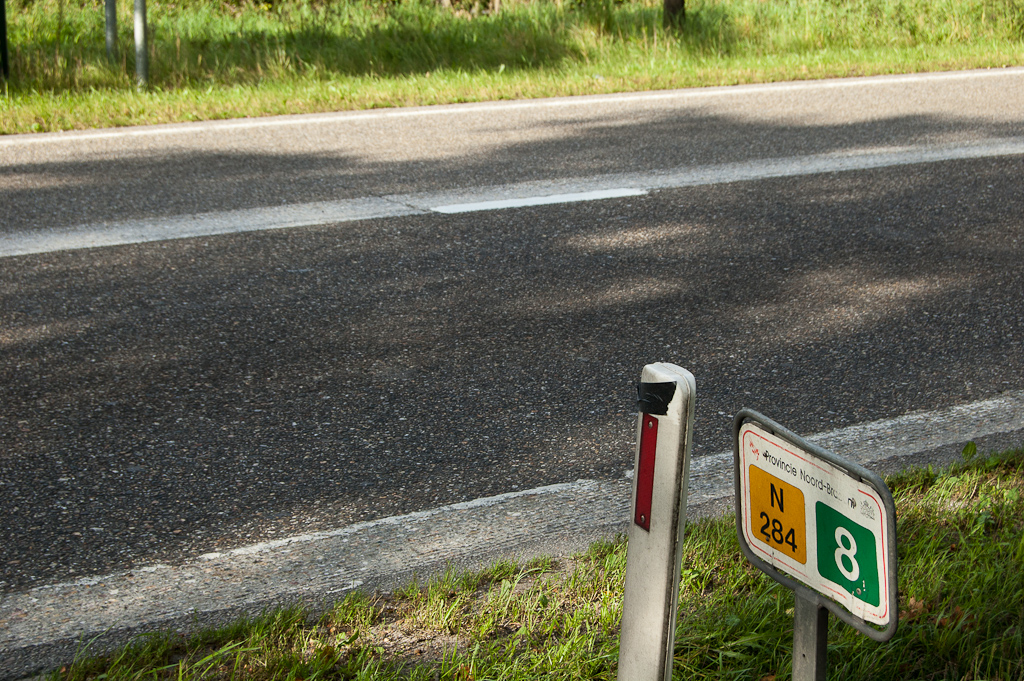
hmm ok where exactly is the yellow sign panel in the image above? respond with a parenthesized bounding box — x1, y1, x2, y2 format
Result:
(749, 466, 807, 564)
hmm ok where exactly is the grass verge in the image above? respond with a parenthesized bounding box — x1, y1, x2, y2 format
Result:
(1, 0, 1023, 133)
(49, 442, 1024, 680)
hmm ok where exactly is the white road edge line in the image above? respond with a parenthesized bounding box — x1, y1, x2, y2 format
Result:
(4, 138, 1024, 259)
(3, 67, 1023, 146)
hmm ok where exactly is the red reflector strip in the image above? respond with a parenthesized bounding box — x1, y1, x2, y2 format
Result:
(634, 413, 658, 531)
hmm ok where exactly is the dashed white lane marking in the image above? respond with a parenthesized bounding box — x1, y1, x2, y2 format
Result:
(3, 137, 1024, 259)
(432, 188, 648, 213)
(2, 67, 1022, 147)
(2, 391, 1022, 668)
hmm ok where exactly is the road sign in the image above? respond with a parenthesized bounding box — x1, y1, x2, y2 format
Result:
(619, 363, 696, 681)
(734, 410, 897, 639)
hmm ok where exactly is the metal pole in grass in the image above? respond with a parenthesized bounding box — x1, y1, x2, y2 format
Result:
(134, 0, 147, 86)
(1, 0, 9, 81)
(105, 0, 117, 62)
(793, 594, 828, 681)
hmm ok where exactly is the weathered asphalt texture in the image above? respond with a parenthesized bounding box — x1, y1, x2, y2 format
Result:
(3, 150, 1022, 597)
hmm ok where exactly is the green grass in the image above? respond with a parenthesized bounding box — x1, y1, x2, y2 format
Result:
(1, 0, 1023, 133)
(50, 443, 1024, 680)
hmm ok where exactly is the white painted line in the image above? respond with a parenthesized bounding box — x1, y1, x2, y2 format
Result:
(4, 138, 1024, 258)
(809, 390, 1024, 462)
(654, 140, 1024, 187)
(431, 188, 647, 213)
(0, 198, 423, 258)
(3, 67, 1022, 147)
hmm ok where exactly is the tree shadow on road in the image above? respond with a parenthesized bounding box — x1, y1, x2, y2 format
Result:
(1, 109, 1023, 591)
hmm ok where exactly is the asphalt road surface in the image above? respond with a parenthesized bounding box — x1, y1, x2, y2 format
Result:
(2, 69, 1024, 598)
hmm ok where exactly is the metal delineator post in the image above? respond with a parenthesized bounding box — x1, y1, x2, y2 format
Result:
(618, 363, 696, 681)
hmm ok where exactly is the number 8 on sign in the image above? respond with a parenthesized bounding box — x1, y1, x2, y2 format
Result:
(816, 502, 879, 607)
(834, 527, 859, 581)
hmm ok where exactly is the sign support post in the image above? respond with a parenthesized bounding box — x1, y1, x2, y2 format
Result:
(618, 363, 696, 681)
(793, 594, 828, 681)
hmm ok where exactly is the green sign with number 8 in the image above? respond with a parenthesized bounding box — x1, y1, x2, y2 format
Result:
(815, 502, 880, 607)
